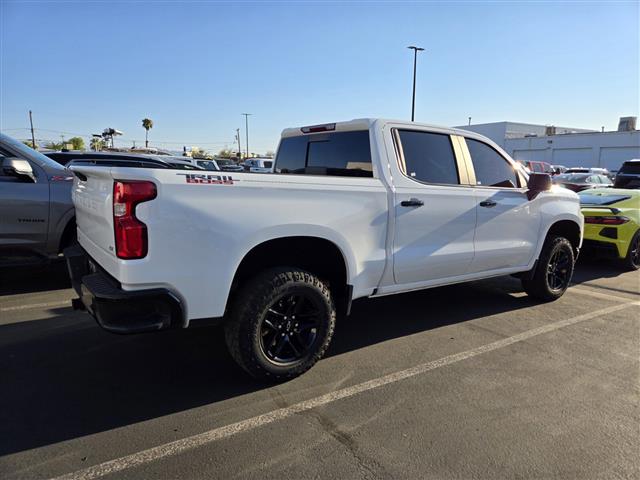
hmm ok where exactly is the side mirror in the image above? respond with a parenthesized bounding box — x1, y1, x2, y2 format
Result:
(2, 157, 35, 182)
(527, 173, 552, 200)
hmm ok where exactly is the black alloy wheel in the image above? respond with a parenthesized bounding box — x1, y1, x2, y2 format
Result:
(260, 293, 322, 364)
(546, 248, 572, 291)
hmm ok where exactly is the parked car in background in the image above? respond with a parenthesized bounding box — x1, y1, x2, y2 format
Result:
(216, 158, 244, 172)
(65, 118, 583, 380)
(550, 165, 567, 175)
(45, 151, 203, 170)
(565, 167, 610, 176)
(523, 160, 553, 174)
(553, 173, 612, 192)
(613, 159, 640, 189)
(0, 133, 76, 265)
(579, 188, 640, 270)
(178, 157, 220, 171)
(243, 157, 274, 173)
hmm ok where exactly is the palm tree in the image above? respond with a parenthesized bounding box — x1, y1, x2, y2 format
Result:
(142, 118, 153, 148)
(90, 137, 104, 151)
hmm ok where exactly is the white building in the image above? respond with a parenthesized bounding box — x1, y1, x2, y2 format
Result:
(457, 118, 639, 171)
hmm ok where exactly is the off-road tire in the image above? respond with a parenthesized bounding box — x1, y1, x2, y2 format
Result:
(623, 229, 640, 271)
(224, 267, 336, 381)
(522, 235, 575, 302)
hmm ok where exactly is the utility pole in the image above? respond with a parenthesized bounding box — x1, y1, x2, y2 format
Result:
(242, 113, 252, 158)
(407, 46, 424, 122)
(236, 128, 242, 159)
(28, 110, 37, 149)
(468, 117, 472, 126)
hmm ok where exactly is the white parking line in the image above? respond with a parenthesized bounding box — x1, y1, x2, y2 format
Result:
(50, 300, 639, 480)
(0, 300, 70, 313)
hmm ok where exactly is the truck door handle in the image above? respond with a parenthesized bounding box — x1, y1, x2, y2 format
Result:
(479, 199, 497, 208)
(400, 198, 424, 207)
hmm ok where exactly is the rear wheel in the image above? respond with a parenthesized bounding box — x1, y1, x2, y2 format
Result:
(522, 236, 575, 301)
(623, 230, 640, 271)
(224, 267, 336, 381)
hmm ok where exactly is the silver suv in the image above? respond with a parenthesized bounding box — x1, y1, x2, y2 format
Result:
(0, 133, 75, 264)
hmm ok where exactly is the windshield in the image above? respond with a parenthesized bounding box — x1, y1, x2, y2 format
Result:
(0, 133, 67, 171)
(579, 192, 631, 205)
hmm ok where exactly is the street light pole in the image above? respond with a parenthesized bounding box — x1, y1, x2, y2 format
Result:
(28, 110, 37, 150)
(407, 46, 424, 122)
(242, 113, 252, 158)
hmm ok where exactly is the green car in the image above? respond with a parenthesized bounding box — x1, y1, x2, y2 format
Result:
(579, 188, 640, 270)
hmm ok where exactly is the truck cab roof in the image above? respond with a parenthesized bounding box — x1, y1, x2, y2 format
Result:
(281, 118, 482, 139)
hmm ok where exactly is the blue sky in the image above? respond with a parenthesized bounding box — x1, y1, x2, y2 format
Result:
(1, 0, 638, 153)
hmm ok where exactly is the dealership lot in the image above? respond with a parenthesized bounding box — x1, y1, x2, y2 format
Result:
(0, 260, 638, 479)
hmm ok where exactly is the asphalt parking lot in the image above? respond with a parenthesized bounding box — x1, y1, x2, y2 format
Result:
(0, 259, 638, 480)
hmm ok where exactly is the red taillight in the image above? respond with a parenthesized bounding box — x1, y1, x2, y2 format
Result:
(113, 181, 157, 259)
(584, 216, 629, 225)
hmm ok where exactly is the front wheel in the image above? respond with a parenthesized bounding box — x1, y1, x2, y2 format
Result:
(522, 236, 575, 301)
(224, 267, 336, 381)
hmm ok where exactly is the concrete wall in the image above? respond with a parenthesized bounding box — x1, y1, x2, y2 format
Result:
(504, 131, 640, 170)
(457, 122, 594, 147)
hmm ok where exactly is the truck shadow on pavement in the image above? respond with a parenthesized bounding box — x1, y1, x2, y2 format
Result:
(0, 261, 70, 296)
(0, 261, 627, 456)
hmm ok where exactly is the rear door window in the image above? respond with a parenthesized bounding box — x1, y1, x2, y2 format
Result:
(396, 130, 459, 185)
(275, 131, 372, 177)
(466, 138, 519, 188)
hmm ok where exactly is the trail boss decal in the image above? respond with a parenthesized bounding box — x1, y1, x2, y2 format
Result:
(178, 173, 235, 185)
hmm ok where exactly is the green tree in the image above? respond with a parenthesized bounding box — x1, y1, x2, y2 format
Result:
(45, 141, 64, 151)
(191, 147, 212, 159)
(68, 137, 85, 150)
(90, 137, 104, 151)
(22, 140, 36, 149)
(142, 118, 153, 147)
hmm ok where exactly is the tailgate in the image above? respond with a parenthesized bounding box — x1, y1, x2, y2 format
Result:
(70, 166, 116, 260)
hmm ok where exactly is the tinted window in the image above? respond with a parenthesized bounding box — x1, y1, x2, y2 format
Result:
(275, 131, 372, 177)
(197, 160, 218, 171)
(397, 130, 458, 184)
(263, 161, 273, 168)
(306, 131, 372, 177)
(620, 162, 640, 174)
(275, 135, 307, 173)
(466, 139, 519, 188)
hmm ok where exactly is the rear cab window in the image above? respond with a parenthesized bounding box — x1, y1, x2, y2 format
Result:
(275, 130, 373, 177)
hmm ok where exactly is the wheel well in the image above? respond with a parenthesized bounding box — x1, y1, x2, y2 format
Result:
(58, 217, 76, 253)
(547, 220, 581, 256)
(231, 236, 350, 314)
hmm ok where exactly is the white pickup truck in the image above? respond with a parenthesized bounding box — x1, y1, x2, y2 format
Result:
(66, 118, 583, 380)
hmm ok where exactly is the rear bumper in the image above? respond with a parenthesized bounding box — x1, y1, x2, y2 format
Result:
(64, 244, 183, 334)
